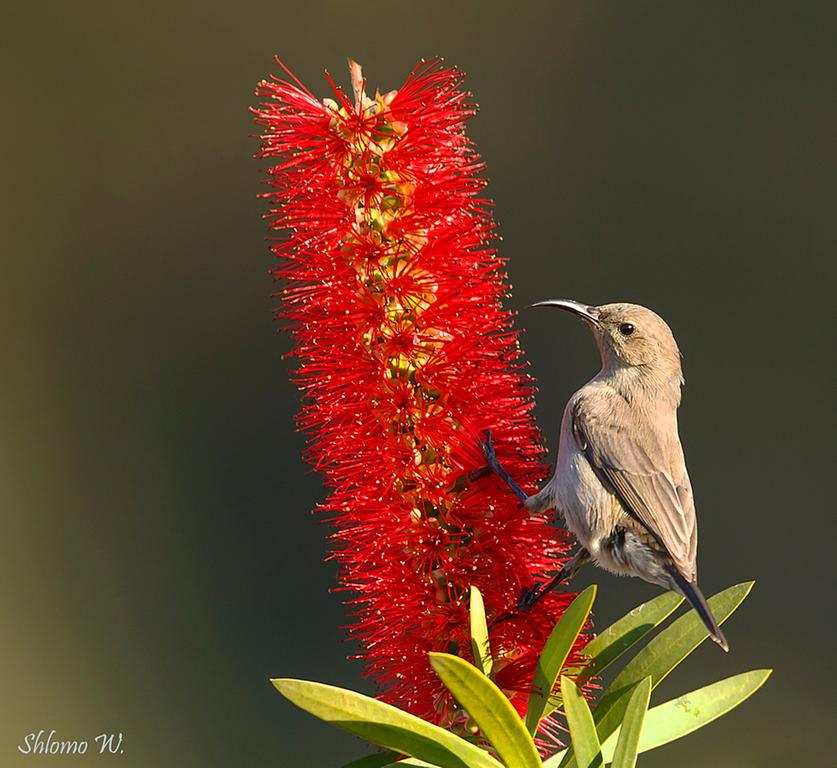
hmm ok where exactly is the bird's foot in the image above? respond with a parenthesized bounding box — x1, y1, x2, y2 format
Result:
(477, 430, 529, 503)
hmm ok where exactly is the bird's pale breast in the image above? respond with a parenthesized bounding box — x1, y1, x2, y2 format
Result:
(549, 401, 620, 548)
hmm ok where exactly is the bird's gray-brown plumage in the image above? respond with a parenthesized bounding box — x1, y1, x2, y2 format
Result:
(483, 299, 728, 651)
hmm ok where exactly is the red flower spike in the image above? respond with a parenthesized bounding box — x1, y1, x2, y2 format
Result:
(253, 58, 592, 750)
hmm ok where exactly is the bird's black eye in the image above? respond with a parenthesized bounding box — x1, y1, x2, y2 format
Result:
(619, 323, 635, 336)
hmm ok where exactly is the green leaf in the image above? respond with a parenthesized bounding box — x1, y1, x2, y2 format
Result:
(601, 669, 772, 761)
(342, 752, 403, 768)
(560, 676, 602, 768)
(609, 678, 650, 768)
(543, 592, 684, 717)
(525, 585, 596, 735)
(429, 652, 542, 768)
(553, 581, 754, 768)
(596, 582, 753, 734)
(543, 591, 681, 721)
(378, 761, 441, 768)
(544, 669, 770, 766)
(580, 591, 684, 678)
(470, 586, 493, 677)
(272, 678, 502, 768)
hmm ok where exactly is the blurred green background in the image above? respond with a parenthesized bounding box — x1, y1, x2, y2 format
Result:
(2, 2, 834, 766)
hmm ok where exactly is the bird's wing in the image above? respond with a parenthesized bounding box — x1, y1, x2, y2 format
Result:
(571, 392, 696, 580)
(673, 455, 699, 576)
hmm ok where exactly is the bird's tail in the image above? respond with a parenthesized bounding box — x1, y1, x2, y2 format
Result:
(667, 567, 729, 652)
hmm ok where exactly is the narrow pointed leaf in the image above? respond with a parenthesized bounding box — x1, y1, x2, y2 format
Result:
(579, 591, 684, 678)
(544, 669, 770, 766)
(273, 678, 502, 768)
(603, 668, 772, 761)
(560, 676, 602, 768)
(544, 591, 682, 720)
(429, 653, 542, 768)
(609, 677, 650, 768)
(598, 582, 753, 731)
(554, 581, 754, 768)
(379, 761, 441, 768)
(470, 586, 493, 677)
(525, 585, 596, 735)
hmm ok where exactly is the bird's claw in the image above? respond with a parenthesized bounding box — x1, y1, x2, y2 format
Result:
(468, 465, 492, 482)
(480, 429, 501, 472)
(489, 584, 544, 627)
(516, 585, 543, 611)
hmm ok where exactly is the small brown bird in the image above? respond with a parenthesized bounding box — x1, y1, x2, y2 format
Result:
(483, 299, 728, 651)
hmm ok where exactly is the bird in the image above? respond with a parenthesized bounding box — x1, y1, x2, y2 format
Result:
(481, 299, 729, 651)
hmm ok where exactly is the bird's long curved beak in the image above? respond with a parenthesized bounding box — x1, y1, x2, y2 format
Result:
(529, 299, 601, 327)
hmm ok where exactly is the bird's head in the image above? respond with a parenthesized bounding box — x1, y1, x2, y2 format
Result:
(531, 299, 683, 393)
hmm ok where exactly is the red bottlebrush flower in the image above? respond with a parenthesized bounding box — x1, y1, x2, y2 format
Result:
(253, 58, 590, 747)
